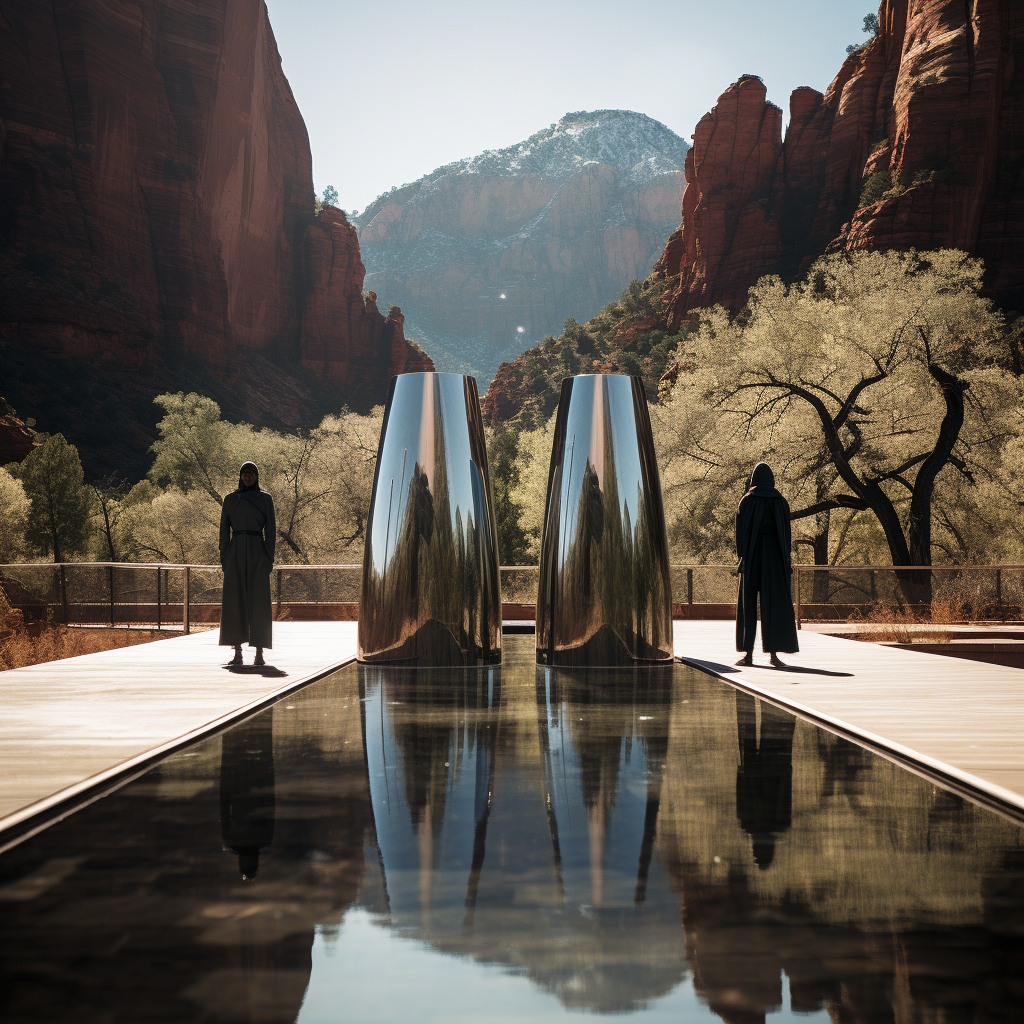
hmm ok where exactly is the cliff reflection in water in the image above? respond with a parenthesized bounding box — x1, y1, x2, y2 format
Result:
(0, 635, 1022, 1023)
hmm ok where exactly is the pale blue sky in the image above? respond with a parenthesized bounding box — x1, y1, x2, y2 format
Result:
(264, 0, 874, 213)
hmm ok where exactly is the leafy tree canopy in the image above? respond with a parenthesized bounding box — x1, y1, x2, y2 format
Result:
(653, 249, 1023, 569)
(12, 433, 94, 562)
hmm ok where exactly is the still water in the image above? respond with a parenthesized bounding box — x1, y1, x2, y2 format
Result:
(1, 635, 1022, 1023)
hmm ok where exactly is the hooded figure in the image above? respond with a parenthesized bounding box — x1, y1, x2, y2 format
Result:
(220, 462, 276, 664)
(735, 463, 798, 663)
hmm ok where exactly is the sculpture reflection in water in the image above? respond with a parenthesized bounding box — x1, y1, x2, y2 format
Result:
(2, 644, 1024, 1023)
(361, 657, 686, 1013)
(537, 374, 673, 666)
(358, 372, 502, 665)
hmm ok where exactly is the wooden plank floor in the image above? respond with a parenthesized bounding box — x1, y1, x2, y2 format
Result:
(5, 619, 1023, 843)
(674, 620, 1024, 814)
(0, 622, 357, 835)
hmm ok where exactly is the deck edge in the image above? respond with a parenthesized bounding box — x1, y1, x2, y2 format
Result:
(679, 655, 1024, 825)
(0, 655, 357, 854)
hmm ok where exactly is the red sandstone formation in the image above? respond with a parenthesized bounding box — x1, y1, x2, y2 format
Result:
(0, 400, 38, 465)
(656, 0, 1024, 327)
(301, 210, 432, 386)
(0, 0, 429, 398)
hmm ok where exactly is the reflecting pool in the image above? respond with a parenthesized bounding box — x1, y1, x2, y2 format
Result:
(1, 635, 1022, 1023)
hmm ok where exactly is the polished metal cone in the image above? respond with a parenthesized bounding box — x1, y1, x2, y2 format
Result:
(536, 374, 673, 666)
(358, 373, 502, 665)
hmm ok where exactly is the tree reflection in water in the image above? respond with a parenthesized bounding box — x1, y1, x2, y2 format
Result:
(0, 636, 1022, 1023)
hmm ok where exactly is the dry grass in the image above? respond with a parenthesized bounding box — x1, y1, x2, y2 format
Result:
(848, 602, 955, 644)
(0, 622, 182, 671)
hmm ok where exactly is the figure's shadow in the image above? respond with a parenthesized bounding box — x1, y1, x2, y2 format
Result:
(224, 664, 288, 678)
(771, 664, 853, 677)
(678, 657, 853, 679)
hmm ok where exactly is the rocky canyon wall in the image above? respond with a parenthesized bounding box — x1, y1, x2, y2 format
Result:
(0, 0, 430, 417)
(657, 0, 1024, 326)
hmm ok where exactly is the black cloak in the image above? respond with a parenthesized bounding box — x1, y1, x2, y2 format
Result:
(735, 462, 798, 654)
(219, 462, 276, 649)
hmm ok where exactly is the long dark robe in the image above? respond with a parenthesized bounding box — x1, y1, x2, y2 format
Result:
(735, 479, 798, 654)
(219, 488, 276, 648)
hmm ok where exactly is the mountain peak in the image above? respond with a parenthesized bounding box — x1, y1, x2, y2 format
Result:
(354, 110, 688, 385)
(358, 111, 687, 225)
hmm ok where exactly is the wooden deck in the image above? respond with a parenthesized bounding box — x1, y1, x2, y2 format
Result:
(3, 618, 1023, 849)
(673, 620, 1024, 817)
(0, 622, 357, 844)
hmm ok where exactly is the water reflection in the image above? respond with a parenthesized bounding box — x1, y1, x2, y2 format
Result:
(734, 692, 795, 870)
(220, 716, 276, 880)
(363, 650, 686, 1012)
(0, 637, 1022, 1023)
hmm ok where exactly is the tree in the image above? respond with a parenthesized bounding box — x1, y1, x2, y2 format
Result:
(656, 250, 1022, 597)
(127, 487, 222, 564)
(321, 185, 339, 208)
(148, 393, 248, 504)
(130, 396, 385, 566)
(487, 423, 529, 564)
(509, 415, 558, 561)
(847, 11, 880, 53)
(0, 466, 31, 563)
(14, 433, 94, 562)
(91, 473, 129, 561)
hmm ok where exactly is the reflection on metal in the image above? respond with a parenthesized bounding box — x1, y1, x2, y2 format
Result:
(537, 374, 673, 666)
(358, 373, 502, 665)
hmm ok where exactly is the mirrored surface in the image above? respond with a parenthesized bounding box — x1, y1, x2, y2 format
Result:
(359, 372, 501, 665)
(2, 635, 1023, 1024)
(537, 374, 673, 666)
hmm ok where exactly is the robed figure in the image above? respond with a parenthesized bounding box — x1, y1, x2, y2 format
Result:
(735, 462, 798, 665)
(220, 461, 276, 664)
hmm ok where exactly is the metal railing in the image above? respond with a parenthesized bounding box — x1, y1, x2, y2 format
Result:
(1, 563, 1022, 630)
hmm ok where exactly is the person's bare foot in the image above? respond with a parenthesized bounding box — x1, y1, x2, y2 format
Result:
(254, 648, 265, 667)
(228, 647, 243, 667)
(736, 652, 753, 666)
(770, 653, 787, 668)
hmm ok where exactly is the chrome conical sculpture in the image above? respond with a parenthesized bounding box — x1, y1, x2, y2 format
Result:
(536, 374, 673, 666)
(358, 372, 502, 665)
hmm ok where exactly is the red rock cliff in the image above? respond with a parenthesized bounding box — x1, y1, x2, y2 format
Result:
(0, 399, 38, 465)
(657, 0, 1024, 326)
(0, 0, 429, 390)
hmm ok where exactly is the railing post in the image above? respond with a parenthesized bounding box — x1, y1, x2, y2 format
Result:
(795, 566, 801, 630)
(183, 565, 191, 635)
(58, 563, 69, 624)
(996, 567, 1003, 622)
(686, 567, 693, 606)
(108, 564, 115, 626)
(276, 567, 282, 621)
(156, 567, 162, 630)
